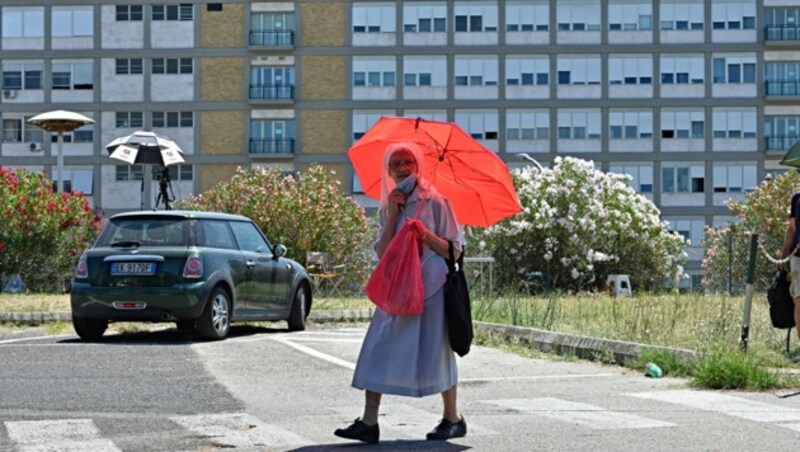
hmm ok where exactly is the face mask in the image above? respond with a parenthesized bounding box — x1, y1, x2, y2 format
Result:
(395, 173, 417, 195)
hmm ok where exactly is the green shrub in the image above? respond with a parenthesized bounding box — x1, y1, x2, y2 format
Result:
(0, 168, 102, 292)
(691, 347, 779, 390)
(179, 165, 375, 293)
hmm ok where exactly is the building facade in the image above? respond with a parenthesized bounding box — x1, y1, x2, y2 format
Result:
(0, 0, 799, 284)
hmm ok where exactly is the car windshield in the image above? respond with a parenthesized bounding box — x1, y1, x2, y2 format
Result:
(97, 217, 188, 247)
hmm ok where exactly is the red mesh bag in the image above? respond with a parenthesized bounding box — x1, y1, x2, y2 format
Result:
(365, 219, 425, 316)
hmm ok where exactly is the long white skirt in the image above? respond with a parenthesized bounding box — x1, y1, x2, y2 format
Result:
(352, 285, 458, 397)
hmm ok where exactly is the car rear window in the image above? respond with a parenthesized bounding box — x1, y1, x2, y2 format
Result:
(97, 217, 188, 247)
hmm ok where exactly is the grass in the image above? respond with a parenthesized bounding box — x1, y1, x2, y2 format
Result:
(5, 290, 799, 389)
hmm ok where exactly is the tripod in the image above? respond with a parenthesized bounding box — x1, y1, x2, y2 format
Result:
(155, 167, 176, 210)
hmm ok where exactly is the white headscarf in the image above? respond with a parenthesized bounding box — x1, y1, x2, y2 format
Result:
(379, 142, 432, 209)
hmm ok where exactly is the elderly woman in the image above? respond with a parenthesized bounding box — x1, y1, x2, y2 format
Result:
(334, 142, 466, 443)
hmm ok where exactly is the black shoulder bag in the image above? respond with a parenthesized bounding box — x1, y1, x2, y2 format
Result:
(445, 241, 473, 357)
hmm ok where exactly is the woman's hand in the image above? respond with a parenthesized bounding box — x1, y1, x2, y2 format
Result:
(387, 189, 407, 216)
(408, 219, 428, 240)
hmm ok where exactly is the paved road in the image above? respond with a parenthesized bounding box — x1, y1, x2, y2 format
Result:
(2, 324, 800, 451)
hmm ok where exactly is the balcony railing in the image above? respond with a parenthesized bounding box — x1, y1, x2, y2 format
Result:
(249, 139, 294, 155)
(765, 26, 800, 41)
(249, 30, 294, 47)
(766, 135, 800, 151)
(765, 80, 800, 96)
(249, 84, 294, 100)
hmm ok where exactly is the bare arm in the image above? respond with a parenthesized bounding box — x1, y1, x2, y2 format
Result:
(781, 217, 796, 260)
(420, 229, 462, 261)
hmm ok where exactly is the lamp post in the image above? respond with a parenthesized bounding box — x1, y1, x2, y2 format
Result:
(27, 110, 95, 193)
(519, 153, 544, 172)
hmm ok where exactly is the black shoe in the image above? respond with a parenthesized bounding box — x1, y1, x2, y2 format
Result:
(334, 418, 379, 444)
(426, 416, 467, 441)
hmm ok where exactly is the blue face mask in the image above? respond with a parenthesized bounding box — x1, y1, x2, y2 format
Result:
(395, 173, 417, 195)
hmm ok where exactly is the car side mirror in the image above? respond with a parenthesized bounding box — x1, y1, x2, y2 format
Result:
(273, 244, 287, 258)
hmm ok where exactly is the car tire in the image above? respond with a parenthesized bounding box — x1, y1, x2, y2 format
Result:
(287, 284, 309, 332)
(196, 287, 231, 340)
(72, 316, 108, 341)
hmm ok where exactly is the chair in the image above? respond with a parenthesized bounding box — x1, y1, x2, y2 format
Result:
(306, 251, 346, 296)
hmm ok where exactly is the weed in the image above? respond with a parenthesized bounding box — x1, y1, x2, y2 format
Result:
(691, 347, 780, 390)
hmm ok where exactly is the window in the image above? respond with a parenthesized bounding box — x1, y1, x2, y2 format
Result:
(72, 124, 93, 143)
(455, 110, 499, 140)
(152, 4, 193, 21)
(557, 1, 601, 31)
(609, 1, 652, 31)
(766, 62, 800, 95)
(50, 168, 93, 195)
(608, 56, 653, 85)
(609, 164, 654, 193)
(557, 110, 602, 139)
(115, 164, 144, 181)
(454, 2, 497, 32)
(353, 110, 393, 140)
(2, 117, 44, 143)
(713, 163, 757, 193)
(250, 119, 295, 154)
(660, 2, 704, 30)
(609, 110, 653, 139)
(353, 57, 396, 87)
(506, 57, 549, 86)
(557, 56, 601, 85)
(229, 221, 270, 253)
(52, 6, 93, 38)
(153, 112, 193, 128)
(198, 220, 236, 250)
(352, 3, 395, 33)
(662, 164, 705, 193)
(115, 59, 143, 75)
(2, 7, 44, 38)
(661, 110, 704, 139)
(250, 12, 295, 46)
(116, 5, 143, 21)
(506, 110, 549, 141)
(115, 112, 144, 128)
(712, 109, 756, 139)
(152, 58, 193, 75)
(454, 57, 498, 86)
(403, 2, 447, 32)
(712, 1, 756, 30)
(665, 218, 705, 246)
(250, 66, 295, 99)
(51, 62, 93, 90)
(660, 55, 704, 84)
(2, 63, 43, 90)
(403, 56, 446, 87)
(713, 56, 756, 84)
(163, 164, 193, 181)
(765, 8, 800, 40)
(765, 116, 800, 150)
(506, 1, 549, 32)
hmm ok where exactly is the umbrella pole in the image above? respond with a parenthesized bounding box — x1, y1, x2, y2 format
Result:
(143, 164, 153, 210)
(56, 131, 64, 193)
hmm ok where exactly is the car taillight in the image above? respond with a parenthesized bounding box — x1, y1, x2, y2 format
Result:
(75, 254, 88, 279)
(183, 254, 203, 279)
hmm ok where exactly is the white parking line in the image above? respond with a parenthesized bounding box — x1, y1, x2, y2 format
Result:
(0, 334, 73, 345)
(6, 419, 122, 452)
(487, 398, 675, 430)
(461, 373, 618, 382)
(630, 390, 800, 423)
(171, 413, 313, 448)
(271, 336, 356, 370)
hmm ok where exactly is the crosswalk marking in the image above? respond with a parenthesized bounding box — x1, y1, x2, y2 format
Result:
(170, 412, 313, 449)
(487, 398, 675, 430)
(5, 419, 122, 452)
(629, 390, 800, 423)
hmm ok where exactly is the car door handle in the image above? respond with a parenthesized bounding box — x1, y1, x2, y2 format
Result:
(246, 260, 256, 268)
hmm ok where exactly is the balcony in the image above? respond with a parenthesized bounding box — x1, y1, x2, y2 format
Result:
(765, 135, 800, 152)
(765, 80, 800, 96)
(249, 138, 294, 155)
(249, 84, 294, 101)
(765, 26, 800, 42)
(249, 30, 294, 47)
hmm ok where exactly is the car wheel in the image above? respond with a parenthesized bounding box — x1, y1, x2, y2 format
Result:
(287, 285, 308, 332)
(72, 316, 108, 341)
(175, 320, 195, 332)
(196, 287, 231, 340)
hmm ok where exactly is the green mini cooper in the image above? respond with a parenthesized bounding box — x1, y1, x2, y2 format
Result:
(71, 210, 313, 341)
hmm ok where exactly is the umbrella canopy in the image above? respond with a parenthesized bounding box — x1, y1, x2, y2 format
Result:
(780, 138, 800, 168)
(348, 116, 522, 227)
(106, 131, 185, 166)
(27, 110, 95, 132)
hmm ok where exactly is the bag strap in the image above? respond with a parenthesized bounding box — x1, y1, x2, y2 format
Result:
(447, 240, 457, 274)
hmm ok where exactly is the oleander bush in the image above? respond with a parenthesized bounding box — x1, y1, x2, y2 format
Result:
(0, 168, 103, 292)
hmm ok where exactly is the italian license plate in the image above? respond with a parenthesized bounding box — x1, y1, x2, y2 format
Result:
(110, 262, 156, 276)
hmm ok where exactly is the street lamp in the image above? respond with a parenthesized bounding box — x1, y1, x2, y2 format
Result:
(27, 110, 95, 193)
(518, 153, 544, 172)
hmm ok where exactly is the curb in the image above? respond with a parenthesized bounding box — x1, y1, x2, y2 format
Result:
(0, 309, 696, 363)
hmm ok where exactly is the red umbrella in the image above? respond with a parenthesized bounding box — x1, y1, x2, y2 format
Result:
(348, 116, 522, 227)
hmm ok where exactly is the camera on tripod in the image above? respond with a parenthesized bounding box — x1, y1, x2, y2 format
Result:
(154, 166, 175, 210)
